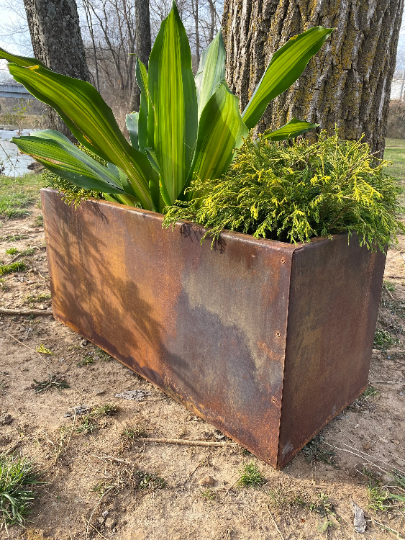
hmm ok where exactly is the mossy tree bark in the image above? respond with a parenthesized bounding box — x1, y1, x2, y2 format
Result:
(129, 0, 151, 113)
(23, 0, 90, 137)
(222, 0, 404, 155)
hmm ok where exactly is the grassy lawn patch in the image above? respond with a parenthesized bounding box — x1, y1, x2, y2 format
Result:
(0, 173, 43, 220)
(385, 139, 405, 201)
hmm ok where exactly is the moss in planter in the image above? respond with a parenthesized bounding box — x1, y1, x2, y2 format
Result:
(41, 144, 106, 208)
(163, 131, 404, 251)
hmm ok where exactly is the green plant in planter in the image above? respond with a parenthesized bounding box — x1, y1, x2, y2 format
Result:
(163, 131, 404, 251)
(0, 3, 332, 212)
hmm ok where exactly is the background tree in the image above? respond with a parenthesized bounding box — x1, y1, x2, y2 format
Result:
(129, 0, 151, 112)
(23, 0, 90, 135)
(222, 0, 404, 155)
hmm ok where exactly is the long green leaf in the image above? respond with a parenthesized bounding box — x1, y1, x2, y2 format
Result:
(0, 49, 153, 209)
(135, 59, 149, 151)
(195, 32, 226, 119)
(187, 81, 248, 188)
(126, 113, 139, 150)
(0, 47, 47, 68)
(13, 130, 127, 194)
(242, 27, 333, 130)
(264, 118, 318, 141)
(148, 1, 198, 204)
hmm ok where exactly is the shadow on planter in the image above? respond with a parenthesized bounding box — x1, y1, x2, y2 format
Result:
(41, 189, 385, 469)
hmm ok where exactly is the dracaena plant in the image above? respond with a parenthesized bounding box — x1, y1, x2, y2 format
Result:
(0, 3, 332, 213)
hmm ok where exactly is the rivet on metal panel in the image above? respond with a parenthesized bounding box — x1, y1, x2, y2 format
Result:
(281, 258, 286, 264)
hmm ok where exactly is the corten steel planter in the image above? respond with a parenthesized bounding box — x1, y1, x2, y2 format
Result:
(41, 189, 386, 469)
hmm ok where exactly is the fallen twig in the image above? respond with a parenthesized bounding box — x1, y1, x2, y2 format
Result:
(88, 522, 108, 540)
(85, 486, 115, 540)
(266, 505, 285, 540)
(3, 329, 45, 359)
(371, 518, 405, 539)
(136, 437, 238, 447)
(324, 442, 405, 477)
(371, 380, 405, 384)
(0, 307, 53, 316)
(90, 454, 138, 466)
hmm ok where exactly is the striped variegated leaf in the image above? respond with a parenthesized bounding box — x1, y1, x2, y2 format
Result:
(148, 2, 198, 205)
(242, 27, 333, 130)
(13, 130, 127, 195)
(0, 49, 153, 210)
(188, 81, 248, 188)
(126, 113, 139, 151)
(195, 32, 226, 119)
(264, 118, 319, 141)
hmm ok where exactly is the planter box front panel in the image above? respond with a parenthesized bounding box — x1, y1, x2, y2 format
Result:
(42, 190, 295, 466)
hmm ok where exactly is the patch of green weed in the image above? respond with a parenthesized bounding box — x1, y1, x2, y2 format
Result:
(302, 435, 337, 467)
(24, 293, 51, 305)
(0, 261, 26, 275)
(32, 375, 69, 393)
(134, 471, 166, 490)
(121, 425, 147, 440)
(0, 278, 8, 291)
(373, 329, 399, 351)
(362, 385, 378, 398)
(76, 416, 97, 434)
(2, 235, 28, 242)
(32, 215, 43, 227)
(92, 404, 118, 416)
(237, 462, 266, 488)
(5, 248, 18, 255)
(77, 356, 95, 367)
(383, 280, 395, 292)
(201, 489, 216, 500)
(0, 454, 41, 528)
(366, 468, 405, 513)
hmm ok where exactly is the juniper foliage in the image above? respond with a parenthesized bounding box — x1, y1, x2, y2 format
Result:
(163, 131, 404, 251)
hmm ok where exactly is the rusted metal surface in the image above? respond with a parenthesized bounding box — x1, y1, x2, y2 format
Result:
(277, 235, 386, 468)
(41, 189, 386, 468)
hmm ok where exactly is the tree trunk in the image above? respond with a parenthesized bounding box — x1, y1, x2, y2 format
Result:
(222, 0, 404, 156)
(191, 0, 201, 67)
(129, 0, 151, 113)
(23, 0, 90, 137)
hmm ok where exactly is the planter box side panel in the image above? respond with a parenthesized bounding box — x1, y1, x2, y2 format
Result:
(42, 190, 295, 466)
(278, 235, 386, 467)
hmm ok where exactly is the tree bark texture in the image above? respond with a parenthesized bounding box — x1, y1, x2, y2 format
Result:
(23, 0, 90, 136)
(222, 0, 404, 155)
(130, 0, 152, 112)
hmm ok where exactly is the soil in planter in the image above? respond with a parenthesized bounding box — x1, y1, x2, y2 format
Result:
(1, 188, 405, 539)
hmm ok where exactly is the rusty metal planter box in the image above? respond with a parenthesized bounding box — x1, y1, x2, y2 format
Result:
(41, 189, 386, 469)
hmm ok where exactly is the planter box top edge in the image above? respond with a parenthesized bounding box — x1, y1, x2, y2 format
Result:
(40, 188, 352, 254)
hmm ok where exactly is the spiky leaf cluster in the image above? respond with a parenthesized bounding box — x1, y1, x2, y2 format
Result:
(163, 131, 404, 251)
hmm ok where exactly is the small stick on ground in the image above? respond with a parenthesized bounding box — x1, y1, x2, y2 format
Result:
(0, 307, 53, 316)
(90, 454, 139, 466)
(85, 486, 115, 540)
(88, 522, 109, 540)
(372, 518, 405, 539)
(4, 329, 45, 359)
(137, 437, 238, 448)
(267, 506, 285, 540)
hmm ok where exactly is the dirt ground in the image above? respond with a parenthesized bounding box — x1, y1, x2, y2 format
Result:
(1, 195, 405, 540)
